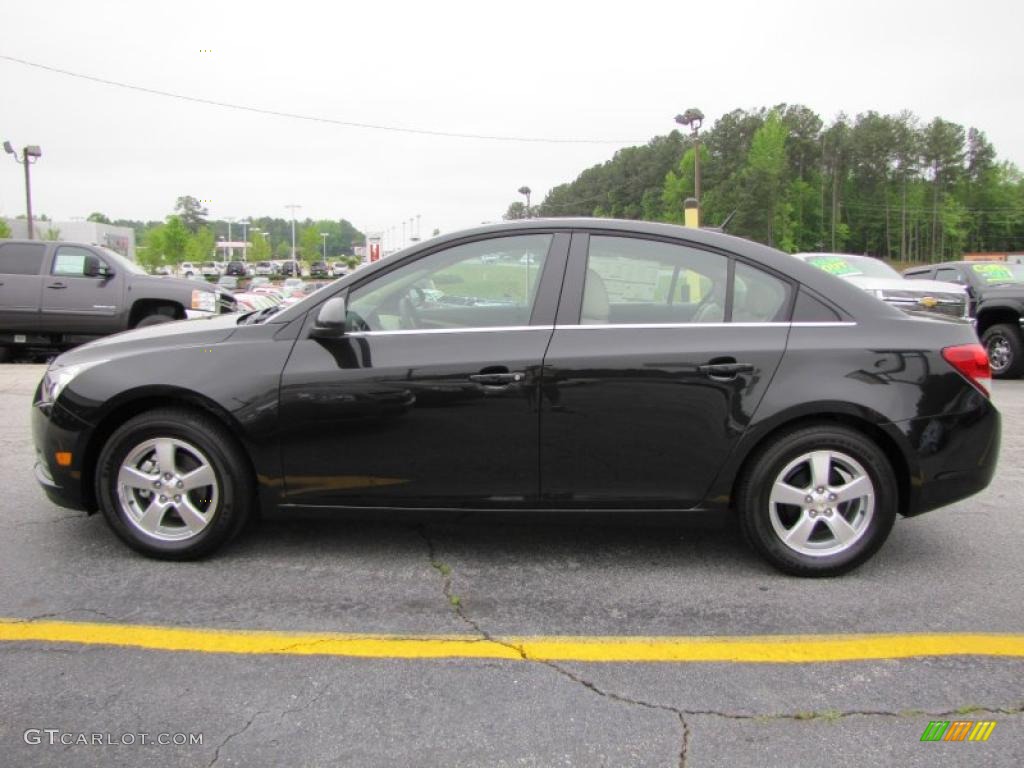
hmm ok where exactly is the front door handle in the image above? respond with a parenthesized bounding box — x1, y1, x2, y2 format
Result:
(47, 282, 67, 290)
(469, 372, 525, 386)
(697, 362, 754, 378)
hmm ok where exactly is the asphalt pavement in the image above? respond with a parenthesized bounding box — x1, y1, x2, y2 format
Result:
(0, 363, 1021, 767)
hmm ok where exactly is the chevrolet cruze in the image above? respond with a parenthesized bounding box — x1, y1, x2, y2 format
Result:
(32, 220, 1000, 575)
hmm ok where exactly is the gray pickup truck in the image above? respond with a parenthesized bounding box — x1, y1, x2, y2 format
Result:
(0, 239, 236, 360)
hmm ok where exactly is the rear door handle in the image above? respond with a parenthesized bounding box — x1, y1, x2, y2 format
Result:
(47, 282, 67, 290)
(469, 372, 525, 386)
(697, 362, 754, 378)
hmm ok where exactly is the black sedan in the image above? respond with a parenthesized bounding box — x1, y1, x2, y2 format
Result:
(31, 220, 1000, 575)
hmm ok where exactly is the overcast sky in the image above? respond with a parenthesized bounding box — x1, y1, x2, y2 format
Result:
(1, 0, 1021, 243)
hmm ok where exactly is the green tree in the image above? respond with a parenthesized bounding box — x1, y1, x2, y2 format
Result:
(300, 226, 323, 260)
(174, 196, 209, 233)
(249, 233, 271, 262)
(86, 212, 111, 224)
(186, 226, 216, 263)
(503, 201, 528, 220)
(0, 219, 10, 238)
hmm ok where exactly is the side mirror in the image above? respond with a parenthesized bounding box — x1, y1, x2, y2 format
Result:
(310, 295, 347, 339)
(84, 256, 113, 279)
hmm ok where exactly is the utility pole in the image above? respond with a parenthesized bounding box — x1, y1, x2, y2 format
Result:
(321, 232, 329, 262)
(3, 141, 42, 239)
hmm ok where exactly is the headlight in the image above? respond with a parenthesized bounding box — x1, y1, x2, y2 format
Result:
(40, 359, 108, 404)
(191, 290, 217, 312)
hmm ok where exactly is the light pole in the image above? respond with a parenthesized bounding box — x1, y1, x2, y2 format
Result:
(285, 204, 301, 275)
(238, 218, 251, 261)
(3, 140, 42, 239)
(518, 186, 531, 218)
(674, 109, 704, 224)
(320, 232, 329, 262)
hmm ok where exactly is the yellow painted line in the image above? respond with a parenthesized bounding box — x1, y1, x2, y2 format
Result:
(2, 618, 1024, 663)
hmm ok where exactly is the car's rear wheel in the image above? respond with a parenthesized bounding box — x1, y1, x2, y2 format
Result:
(96, 408, 252, 559)
(982, 323, 1024, 379)
(737, 425, 897, 576)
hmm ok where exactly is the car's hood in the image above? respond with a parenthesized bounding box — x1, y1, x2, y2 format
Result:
(978, 283, 1024, 298)
(133, 273, 220, 294)
(843, 275, 966, 294)
(55, 313, 241, 365)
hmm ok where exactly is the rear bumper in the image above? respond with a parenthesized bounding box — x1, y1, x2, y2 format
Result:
(898, 396, 1001, 516)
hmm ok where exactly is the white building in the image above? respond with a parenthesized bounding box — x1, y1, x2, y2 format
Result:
(1, 218, 137, 260)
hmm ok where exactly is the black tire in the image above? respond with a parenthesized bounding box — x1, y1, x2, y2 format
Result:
(736, 424, 897, 577)
(982, 323, 1024, 379)
(134, 313, 175, 329)
(0, 346, 11, 363)
(96, 408, 253, 559)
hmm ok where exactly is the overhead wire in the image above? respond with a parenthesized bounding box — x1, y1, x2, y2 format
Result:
(0, 54, 644, 146)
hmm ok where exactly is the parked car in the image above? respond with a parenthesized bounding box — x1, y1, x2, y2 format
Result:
(201, 262, 221, 278)
(331, 262, 349, 277)
(279, 261, 300, 277)
(216, 276, 239, 291)
(310, 261, 329, 278)
(30, 220, 998, 575)
(795, 253, 968, 320)
(280, 278, 306, 298)
(249, 276, 271, 289)
(0, 239, 234, 359)
(224, 261, 247, 277)
(254, 261, 275, 276)
(179, 262, 199, 278)
(904, 260, 1024, 378)
(153, 266, 172, 276)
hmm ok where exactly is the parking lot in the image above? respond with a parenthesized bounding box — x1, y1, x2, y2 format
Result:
(0, 361, 1021, 766)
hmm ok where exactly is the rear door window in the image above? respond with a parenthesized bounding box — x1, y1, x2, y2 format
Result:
(0, 242, 46, 275)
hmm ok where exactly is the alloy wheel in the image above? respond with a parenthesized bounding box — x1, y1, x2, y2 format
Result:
(767, 449, 875, 557)
(115, 437, 219, 542)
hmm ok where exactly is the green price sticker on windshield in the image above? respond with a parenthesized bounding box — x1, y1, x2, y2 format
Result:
(972, 264, 1013, 282)
(808, 257, 860, 277)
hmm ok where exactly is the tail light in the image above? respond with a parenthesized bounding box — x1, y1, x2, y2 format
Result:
(942, 343, 991, 397)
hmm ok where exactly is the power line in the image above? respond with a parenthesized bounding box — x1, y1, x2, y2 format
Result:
(0, 54, 644, 146)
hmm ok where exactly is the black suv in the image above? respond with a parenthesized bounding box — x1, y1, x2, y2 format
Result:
(224, 261, 247, 277)
(904, 260, 1024, 378)
(310, 261, 329, 278)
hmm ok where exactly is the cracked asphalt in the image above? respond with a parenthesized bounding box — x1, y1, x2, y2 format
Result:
(1, 363, 1022, 767)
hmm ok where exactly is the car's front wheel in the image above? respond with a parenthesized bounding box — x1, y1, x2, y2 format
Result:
(96, 408, 252, 559)
(982, 323, 1024, 379)
(737, 425, 897, 576)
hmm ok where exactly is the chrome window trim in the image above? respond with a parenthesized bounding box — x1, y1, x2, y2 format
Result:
(553, 321, 856, 330)
(344, 321, 856, 336)
(346, 325, 551, 337)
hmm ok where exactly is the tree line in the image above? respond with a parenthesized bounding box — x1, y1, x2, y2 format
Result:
(87, 197, 365, 269)
(510, 106, 1024, 261)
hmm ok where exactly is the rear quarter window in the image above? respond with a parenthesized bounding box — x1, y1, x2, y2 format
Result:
(792, 289, 841, 322)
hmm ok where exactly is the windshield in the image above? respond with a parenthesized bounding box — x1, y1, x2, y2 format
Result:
(97, 247, 147, 275)
(970, 262, 1024, 284)
(804, 254, 899, 279)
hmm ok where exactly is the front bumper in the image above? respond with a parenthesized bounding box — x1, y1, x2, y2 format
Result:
(31, 394, 94, 512)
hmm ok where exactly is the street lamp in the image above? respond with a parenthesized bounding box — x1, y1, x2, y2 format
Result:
(3, 140, 42, 239)
(285, 204, 301, 275)
(518, 186, 531, 218)
(238, 218, 252, 261)
(320, 232, 329, 262)
(674, 109, 704, 224)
